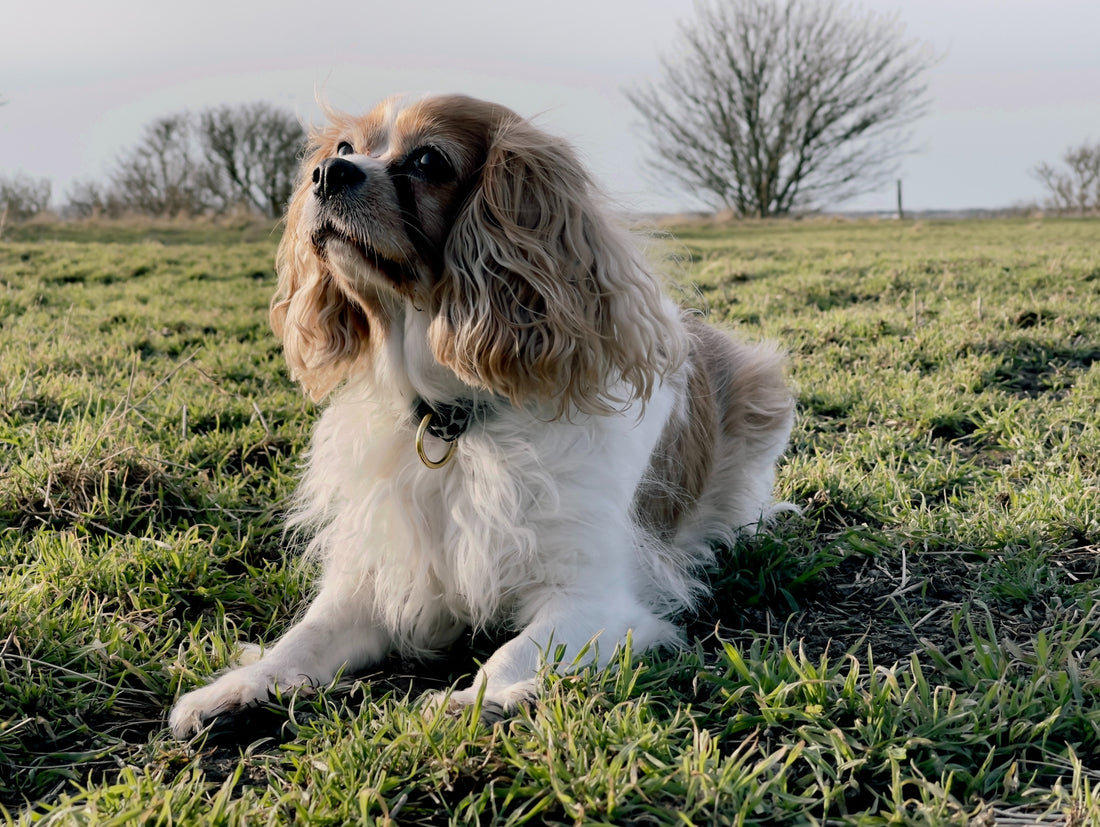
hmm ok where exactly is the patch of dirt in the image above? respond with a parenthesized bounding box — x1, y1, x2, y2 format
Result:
(5, 455, 206, 536)
(689, 547, 968, 664)
(965, 336, 1100, 398)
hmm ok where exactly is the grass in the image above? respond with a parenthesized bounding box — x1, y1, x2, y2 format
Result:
(1, 215, 1099, 824)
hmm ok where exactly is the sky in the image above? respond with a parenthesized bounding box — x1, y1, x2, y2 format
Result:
(2, 0, 1098, 215)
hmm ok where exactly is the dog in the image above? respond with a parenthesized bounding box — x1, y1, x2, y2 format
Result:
(169, 94, 794, 738)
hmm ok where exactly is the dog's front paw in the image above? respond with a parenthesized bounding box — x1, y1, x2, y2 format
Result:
(425, 679, 537, 725)
(169, 665, 310, 739)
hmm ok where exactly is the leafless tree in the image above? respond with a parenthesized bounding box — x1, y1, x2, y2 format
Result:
(1034, 142, 1100, 214)
(626, 0, 936, 217)
(75, 103, 304, 218)
(64, 179, 124, 219)
(108, 115, 211, 216)
(197, 103, 305, 218)
(0, 173, 52, 220)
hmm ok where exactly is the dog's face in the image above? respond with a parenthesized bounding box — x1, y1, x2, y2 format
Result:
(299, 95, 501, 305)
(273, 94, 678, 414)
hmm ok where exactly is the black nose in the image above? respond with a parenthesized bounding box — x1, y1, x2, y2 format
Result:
(312, 157, 366, 201)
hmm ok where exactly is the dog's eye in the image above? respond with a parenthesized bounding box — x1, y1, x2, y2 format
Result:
(335, 141, 354, 157)
(409, 148, 453, 181)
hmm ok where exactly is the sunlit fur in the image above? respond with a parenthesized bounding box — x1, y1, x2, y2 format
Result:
(169, 94, 795, 739)
(272, 96, 677, 413)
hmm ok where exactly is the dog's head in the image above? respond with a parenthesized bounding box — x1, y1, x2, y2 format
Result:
(273, 94, 680, 414)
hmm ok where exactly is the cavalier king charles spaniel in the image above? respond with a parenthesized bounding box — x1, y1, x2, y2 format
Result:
(169, 94, 794, 738)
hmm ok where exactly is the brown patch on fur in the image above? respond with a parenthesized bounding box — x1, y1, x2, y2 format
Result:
(635, 317, 794, 540)
(429, 114, 681, 416)
(701, 324, 795, 443)
(634, 342, 718, 541)
(269, 261, 382, 400)
(392, 96, 504, 173)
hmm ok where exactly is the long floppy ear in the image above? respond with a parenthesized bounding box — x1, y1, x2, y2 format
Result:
(431, 117, 683, 417)
(271, 169, 376, 401)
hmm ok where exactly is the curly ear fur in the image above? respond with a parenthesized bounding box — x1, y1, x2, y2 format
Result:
(271, 164, 378, 401)
(430, 118, 684, 417)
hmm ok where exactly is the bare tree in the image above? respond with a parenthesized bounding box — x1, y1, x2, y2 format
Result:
(627, 0, 936, 216)
(64, 179, 123, 219)
(0, 173, 52, 220)
(1034, 142, 1100, 214)
(197, 103, 305, 217)
(82, 102, 304, 218)
(108, 115, 211, 216)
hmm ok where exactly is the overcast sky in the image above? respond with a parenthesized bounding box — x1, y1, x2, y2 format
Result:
(3, 0, 1098, 214)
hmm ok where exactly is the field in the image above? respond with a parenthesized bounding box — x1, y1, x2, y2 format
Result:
(2, 215, 1099, 824)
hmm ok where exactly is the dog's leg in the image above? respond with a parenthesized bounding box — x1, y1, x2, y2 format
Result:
(169, 580, 391, 739)
(428, 392, 683, 721)
(437, 585, 678, 722)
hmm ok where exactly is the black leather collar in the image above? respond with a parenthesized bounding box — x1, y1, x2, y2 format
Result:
(413, 397, 493, 442)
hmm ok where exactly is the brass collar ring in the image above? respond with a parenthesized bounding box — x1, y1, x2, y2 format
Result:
(416, 412, 458, 469)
